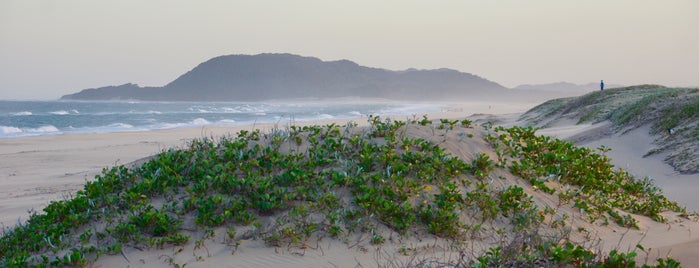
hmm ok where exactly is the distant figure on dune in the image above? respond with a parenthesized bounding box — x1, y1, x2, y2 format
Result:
(600, 80, 605, 91)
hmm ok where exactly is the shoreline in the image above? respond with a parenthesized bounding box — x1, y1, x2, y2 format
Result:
(0, 99, 539, 139)
(2, 104, 699, 266)
(0, 118, 366, 228)
(2, 101, 695, 228)
(0, 99, 538, 228)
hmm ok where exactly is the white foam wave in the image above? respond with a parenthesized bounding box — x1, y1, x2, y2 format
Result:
(317, 114, 335, 120)
(191, 118, 211, 125)
(108, 123, 135, 129)
(295, 114, 336, 122)
(188, 107, 214, 113)
(50, 110, 79, 115)
(232, 105, 268, 114)
(378, 104, 443, 115)
(222, 107, 241, 113)
(62, 123, 141, 135)
(0, 102, 445, 138)
(127, 110, 162, 115)
(35, 125, 60, 132)
(154, 118, 213, 130)
(0, 126, 22, 134)
(186, 105, 270, 115)
(0, 125, 60, 137)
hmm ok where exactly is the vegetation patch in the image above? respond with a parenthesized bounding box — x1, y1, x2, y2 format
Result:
(0, 115, 684, 267)
(487, 126, 681, 224)
(520, 85, 699, 173)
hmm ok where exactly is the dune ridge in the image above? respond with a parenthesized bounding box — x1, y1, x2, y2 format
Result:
(519, 85, 699, 174)
(1, 112, 694, 267)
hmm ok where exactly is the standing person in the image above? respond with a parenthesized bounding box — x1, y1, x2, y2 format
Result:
(600, 80, 605, 91)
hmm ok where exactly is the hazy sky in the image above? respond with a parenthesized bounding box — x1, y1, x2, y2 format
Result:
(1, 0, 697, 100)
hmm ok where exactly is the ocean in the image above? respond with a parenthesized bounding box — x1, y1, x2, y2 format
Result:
(0, 100, 443, 138)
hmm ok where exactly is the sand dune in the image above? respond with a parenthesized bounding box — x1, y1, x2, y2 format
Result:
(534, 123, 699, 212)
(529, 120, 699, 266)
(2, 100, 698, 267)
(0, 101, 536, 228)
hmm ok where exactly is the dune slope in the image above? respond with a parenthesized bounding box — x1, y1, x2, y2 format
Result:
(0, 116, 692, 267)
(520, 85, 699, 174)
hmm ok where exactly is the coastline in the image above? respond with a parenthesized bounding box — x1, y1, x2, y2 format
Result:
(0, 119, 360, 228)
(2, 101, 698, 266)
(0, 100, 537, 228)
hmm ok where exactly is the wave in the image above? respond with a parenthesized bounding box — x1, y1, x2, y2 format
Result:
(11, 111, 33, 116)
(0, 126, 22, 134)
(127, 110, 162, 115)
(0, 125, 60, 137)
(191, 109, 214, 113)
(221, 107, 241, 113)
(0, 101, 445, 138)
(348, 111, 362, 116)
(317, 114, 335, 120)
(187, 105, 271, 114)
(294, 113, 336, 122)
(186, 106, 269, 115)
(61, 123, 140, 135)
(50, 110, 79, 115)
(191, 118, 211, 125)
(156, 118, 213, 130)
(35, 125, 60, 132)
(378, 103, 442, 115)
(107, 123, 135, 129)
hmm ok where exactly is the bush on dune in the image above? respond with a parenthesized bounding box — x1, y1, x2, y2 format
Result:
(0, 116, 684, 267)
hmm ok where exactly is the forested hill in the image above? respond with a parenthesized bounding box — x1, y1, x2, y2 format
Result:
(61, 53, 507, 101)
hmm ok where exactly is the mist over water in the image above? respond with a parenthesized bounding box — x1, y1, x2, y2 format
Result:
(0, 100, 443, 138)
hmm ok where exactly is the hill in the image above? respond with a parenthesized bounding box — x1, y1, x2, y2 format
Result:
(60, 54, 507, 101)
(513, 81, 589, 92)
(511, 81, 626, 99)
(519, 85, 699, 174)
(1, 116, 688, 267)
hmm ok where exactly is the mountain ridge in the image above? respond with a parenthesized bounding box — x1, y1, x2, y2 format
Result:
(61, 53, 507, 101)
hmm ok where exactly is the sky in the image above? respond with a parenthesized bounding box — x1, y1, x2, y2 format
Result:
(1, 0, 698, 100)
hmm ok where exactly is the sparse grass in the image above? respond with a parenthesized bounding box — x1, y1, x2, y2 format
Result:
(0, 115, 684, 267)
(520, 85, 699, 173)
(489, 125, 681, 224)
(655, 98, 699, 133)
(520, 97, 575, 126)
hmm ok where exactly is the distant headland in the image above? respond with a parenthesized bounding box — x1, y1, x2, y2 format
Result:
(60, 53, 508, 101)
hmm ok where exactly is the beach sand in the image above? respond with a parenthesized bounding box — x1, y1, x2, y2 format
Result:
(537, 124, 699, 213)
(0, 100, 534, 228)
(536, 121, 699, 266)
(2, 100, 698, 266)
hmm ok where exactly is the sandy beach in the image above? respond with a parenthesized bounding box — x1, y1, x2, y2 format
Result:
(0, 101, 536, 228)
(537, 124, 699, 213)
(2, 100, 698, 267)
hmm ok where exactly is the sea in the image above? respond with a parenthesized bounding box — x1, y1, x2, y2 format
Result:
(0, 100, 444, 138)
